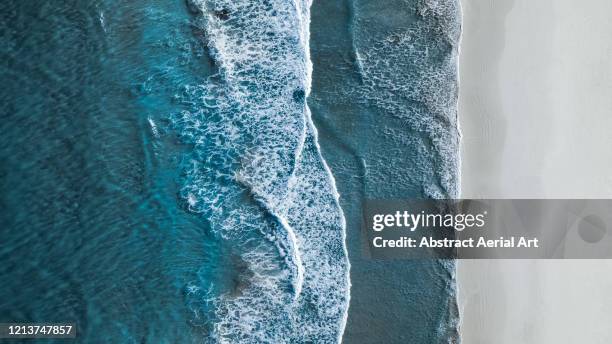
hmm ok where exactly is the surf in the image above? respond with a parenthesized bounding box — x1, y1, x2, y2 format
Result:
(173, 0, 351, 342)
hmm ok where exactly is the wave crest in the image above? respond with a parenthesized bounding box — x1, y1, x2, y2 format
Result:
(173, 0, 350, 342)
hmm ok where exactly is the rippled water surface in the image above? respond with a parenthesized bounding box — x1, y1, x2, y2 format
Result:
(0, 0, 459, 342)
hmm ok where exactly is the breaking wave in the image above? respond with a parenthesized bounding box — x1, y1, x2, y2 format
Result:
(171, 0, 350, 342)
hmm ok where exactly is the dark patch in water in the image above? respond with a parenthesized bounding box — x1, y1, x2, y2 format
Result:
(214, 9, 230, 20)
(184, 0, 202, 16)
(229, 254, 253, 297)
(293, 89, 305, 103)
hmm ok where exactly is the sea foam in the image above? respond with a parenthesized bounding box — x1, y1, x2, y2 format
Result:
(352, 0, 462, 200)
(172, 0, 350, 342)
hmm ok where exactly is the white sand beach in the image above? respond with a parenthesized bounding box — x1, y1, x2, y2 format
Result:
(458, 0, 612, 342)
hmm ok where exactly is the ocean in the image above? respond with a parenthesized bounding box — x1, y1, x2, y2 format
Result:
(309, 0, 461, 342)
(0, 0, 460, 343)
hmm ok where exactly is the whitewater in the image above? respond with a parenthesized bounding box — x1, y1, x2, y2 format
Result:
(173, 0, 351, 342)
(0, 0, 463, 342)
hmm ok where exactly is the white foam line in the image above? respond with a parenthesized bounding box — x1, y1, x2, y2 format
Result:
(455, 0, 465, 341)
(307, 107, 352, 343)
(455, 0, 464, 200)
(299, 0, 352, 341)
(278, 215, 305, 300)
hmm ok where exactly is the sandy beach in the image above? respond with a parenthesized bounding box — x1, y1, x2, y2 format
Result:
(458, 0, 612, 342)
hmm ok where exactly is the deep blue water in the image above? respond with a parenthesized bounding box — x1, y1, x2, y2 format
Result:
(0, 0, 460, 343)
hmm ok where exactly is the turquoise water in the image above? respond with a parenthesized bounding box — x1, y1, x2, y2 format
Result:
(0, 0, 460, 343)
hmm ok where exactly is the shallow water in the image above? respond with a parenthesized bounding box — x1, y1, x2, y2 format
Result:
(0, 0, 459, 342)
(309, 0, 461, 342)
